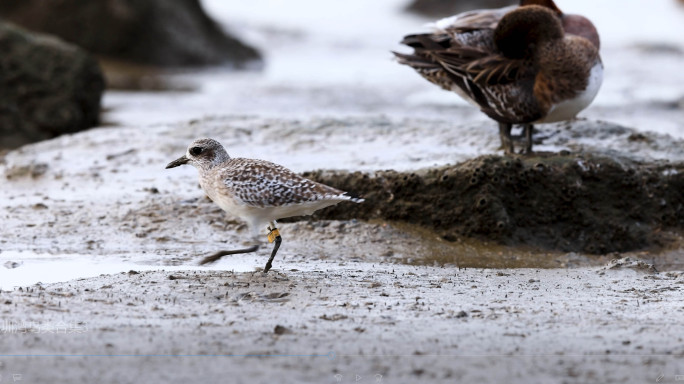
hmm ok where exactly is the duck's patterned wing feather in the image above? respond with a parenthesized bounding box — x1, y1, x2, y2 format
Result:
(430, 49, 531, 86)
(396, 31, 545, 123)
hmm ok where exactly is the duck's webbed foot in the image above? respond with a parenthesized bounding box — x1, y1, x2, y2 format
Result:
(498, 122, 514, 154)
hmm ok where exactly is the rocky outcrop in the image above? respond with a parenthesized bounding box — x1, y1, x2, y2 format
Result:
(0, 23, 105, 149)
(0, 0, 261, 67)
(405, 0, 516, 17)
(304, 153, 684, 254)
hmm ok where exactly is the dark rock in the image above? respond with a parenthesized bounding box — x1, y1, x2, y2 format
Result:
(301, 153, 684, 255)
(0, 23, 104, 149)
(0, 0, 261, 67)
(273, 325, 293, 335)
(405, 0, 516, 18)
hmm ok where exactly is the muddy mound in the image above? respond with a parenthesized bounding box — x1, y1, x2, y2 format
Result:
(302, 153, 684, 254)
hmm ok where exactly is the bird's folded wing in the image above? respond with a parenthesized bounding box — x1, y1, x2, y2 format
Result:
(220, 168, 344, 208)
(430, 50, 530, 86)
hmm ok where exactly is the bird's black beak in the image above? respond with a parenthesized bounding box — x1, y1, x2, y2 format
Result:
(166, 155, 189, 169)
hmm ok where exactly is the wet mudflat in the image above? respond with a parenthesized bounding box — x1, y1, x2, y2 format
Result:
(2, 115, 684, 383)
(2, 260, 683, 383)
(2, 0, 684, 382)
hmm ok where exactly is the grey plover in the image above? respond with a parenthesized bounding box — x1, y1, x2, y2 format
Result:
(394, 1, 602, 153)
(166, 138, 363, 273)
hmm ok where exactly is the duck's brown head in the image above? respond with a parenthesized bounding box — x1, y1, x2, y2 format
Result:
(494, 5, 564, 59)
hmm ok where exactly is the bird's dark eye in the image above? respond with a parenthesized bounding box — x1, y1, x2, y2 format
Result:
(189, 146, 203, 156)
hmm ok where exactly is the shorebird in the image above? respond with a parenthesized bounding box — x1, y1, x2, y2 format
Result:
(166, 138, 363, 273)
(394, 0, 602, 153)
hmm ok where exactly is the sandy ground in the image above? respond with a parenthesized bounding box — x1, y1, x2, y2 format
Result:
(2, 116, 684, 384)
(1, 260, 683, 383)
(2, 0, 684, 383)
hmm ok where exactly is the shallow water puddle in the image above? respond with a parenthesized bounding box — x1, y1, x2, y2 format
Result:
(387, 221, 684, 270)
(0, 251, 258, 290)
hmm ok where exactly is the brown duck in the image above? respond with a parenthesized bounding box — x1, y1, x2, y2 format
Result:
(394, 1, 602, 153)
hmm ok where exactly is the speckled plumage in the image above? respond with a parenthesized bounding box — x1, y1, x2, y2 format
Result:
(168, 138, 362, 242)
(210, 158, 349, 209)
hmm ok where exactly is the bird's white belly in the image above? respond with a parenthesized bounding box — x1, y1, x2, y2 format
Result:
(536, 60, 603, 124)
(207, 186, 346, 236)
(206, 192, 250, 223)
(208, 192, 271, 237)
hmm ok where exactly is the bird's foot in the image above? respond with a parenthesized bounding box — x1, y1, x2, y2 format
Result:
(199, 245, 259, 265)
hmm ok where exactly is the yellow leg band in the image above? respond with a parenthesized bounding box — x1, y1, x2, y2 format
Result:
(267, 228, 281, 243)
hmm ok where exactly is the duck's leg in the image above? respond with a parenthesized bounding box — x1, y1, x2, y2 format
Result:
(523, 124, 534, 154)
(498, 122, 514, 154)
(264, 221, 282, 273)
(199, 245, 259, 265)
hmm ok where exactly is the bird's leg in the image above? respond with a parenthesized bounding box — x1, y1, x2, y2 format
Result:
(199, 245, 259, 265)
(264, 222, 282, 273)
(522, 124, 534, 154)
(498, 122, 514, 154)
